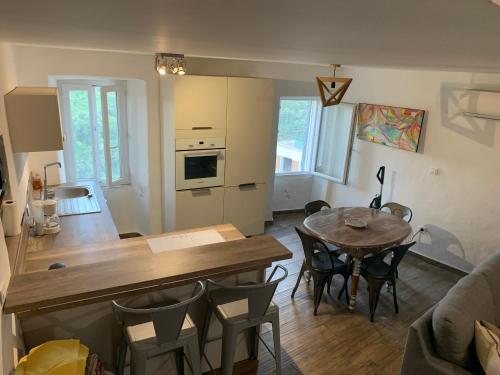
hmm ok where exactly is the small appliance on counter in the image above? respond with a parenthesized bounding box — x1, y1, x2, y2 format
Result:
(31, 199, 61, 235)
(43, 199, 61, 234)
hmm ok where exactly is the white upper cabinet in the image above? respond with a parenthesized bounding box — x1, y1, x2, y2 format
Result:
(174, 76, 228, 131)
(225, 78, 273, 187)
(4, 87, 63, 153)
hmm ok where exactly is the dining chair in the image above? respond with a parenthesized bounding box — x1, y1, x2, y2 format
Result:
(361, 241, 416, 322)
(304, 200, 331, 217)
(200, 265, 288, 375)
(380, 202, 413, 281)
(380, 202, 413, 223)
(112, 281, 205, 375)
(292, 226, 350, 315)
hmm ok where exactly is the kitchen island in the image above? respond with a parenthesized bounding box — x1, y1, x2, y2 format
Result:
(5, 222, 292, 372)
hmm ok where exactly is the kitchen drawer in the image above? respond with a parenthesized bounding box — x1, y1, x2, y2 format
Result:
(176, 187, 224, 230)
(223, 183, 267, 236)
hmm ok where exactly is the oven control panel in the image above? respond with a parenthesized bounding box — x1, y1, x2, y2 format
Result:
(175, 138, 226, 151)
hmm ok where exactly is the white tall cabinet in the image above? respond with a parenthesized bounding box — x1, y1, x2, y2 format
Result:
(224, 78, 273, 235)
(162, 75, 274, 236)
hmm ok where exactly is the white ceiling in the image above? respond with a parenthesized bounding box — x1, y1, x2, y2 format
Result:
(1, 0, 500, 71)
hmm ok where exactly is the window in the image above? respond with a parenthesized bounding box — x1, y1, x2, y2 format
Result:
(314, 103, 356, 183)
(274, 98, 356, 184)
(275, 98, 319, 174)
(59, 81, 129, 186)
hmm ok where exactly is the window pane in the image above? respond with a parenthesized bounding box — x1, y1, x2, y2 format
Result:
(94, 87, 106, 183)
(106, 91, 121, 182)
(275, 99, 314, 173)
(315, 104, 355, 183)
(68, 90, 94, 179)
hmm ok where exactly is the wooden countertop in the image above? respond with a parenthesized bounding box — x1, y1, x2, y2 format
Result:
(4, 224, 292, 314)
(28, 181, 119, 250)
(12, 181, 119, 275)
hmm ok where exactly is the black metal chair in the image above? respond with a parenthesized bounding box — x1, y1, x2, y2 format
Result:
(361, 241, 416, 322)
(304, 200, 331, 218)
(380, 202, 413, 223)
(292, 226, 350, 315)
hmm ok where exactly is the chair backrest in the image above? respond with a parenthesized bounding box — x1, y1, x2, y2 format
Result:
(111, 281, 205, 345)
(380, 202, 413, 223)
(304, 200, 331, 217)
(206, 265, 287, 321)
(367, 242, 416, 277)
(295, 226, 332, 271)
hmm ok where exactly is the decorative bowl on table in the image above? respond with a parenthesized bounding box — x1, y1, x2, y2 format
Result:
(345, 217, 368, 229)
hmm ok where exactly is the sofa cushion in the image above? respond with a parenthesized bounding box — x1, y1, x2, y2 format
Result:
(474, 251, 500, 324)
(475, 320, 500, 375)
(433, 273, 495, 369)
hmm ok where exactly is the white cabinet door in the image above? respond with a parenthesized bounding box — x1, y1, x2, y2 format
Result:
(174, 76, 228, 130)
(225, 78, 273, 186)
(223, 184, 267, 236)
(176, 187, 224, 230)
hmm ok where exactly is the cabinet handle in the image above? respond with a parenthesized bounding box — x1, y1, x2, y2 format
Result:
(191, 188, 211, 192)
(238, 183, 256, 188)
(192, 126, 213, 130)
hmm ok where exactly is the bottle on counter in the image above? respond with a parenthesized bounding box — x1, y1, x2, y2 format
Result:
(32, 174, 42, 191)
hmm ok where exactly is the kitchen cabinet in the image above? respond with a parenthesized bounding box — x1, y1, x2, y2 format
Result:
(174, 76, 228, 131)
(4, 87, 63, 153)
(225, 77, 273, 187)
(176, 187, 224, 230)
(223, 183, 267, 236)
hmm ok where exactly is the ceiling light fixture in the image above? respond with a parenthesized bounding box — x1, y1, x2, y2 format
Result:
(316, 64, 352, 107)
(155, 53, 187, 75)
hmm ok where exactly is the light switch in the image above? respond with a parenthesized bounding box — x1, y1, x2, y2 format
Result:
(430, 168, 439, 175)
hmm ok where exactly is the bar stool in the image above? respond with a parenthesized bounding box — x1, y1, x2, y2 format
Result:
(201, 265, 288, 375)
(112, 281, 205, 375)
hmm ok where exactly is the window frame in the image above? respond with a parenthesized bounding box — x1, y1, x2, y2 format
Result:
(311, 102, 357, 185)
(274, 96, 357, 185)
(58, 80, 130, 187)
(274, 96, 321, 176)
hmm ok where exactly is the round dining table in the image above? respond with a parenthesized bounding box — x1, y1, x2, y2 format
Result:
(303, 207, 412, 312)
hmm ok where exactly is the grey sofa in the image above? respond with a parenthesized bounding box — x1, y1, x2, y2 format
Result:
(401, 251, 500, 374)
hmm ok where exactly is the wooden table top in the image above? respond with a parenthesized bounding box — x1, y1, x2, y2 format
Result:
(4, 224, 292, 315)
(303, 207, 412, 257)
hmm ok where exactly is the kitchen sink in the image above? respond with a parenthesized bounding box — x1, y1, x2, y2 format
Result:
(53, 186, 91, 199)
(49, 185, 101, 216)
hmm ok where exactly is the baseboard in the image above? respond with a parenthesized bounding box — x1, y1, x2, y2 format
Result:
(408, 250, 469, 276)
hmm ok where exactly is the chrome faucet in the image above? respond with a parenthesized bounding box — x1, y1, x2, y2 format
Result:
(43, 162, 61, 200)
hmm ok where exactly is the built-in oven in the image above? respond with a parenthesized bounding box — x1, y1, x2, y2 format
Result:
(175, 138, 226, 191)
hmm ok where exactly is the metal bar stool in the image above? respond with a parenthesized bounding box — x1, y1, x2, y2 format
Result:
(200, 265, 288, 375)
(112, 281, 205, 375)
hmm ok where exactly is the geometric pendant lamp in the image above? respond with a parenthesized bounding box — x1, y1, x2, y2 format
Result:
(316, 64, 353, 107)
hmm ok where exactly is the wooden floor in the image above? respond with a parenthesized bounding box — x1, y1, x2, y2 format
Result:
(252, 212, 462, 375)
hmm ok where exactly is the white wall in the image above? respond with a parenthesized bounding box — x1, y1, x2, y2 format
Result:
(310, 66, 500, 266)
(10, 45, 162, 234)
(0, 43, 29, 375)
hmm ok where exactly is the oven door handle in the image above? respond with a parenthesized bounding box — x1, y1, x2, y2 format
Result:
(183, 151, 219, 157)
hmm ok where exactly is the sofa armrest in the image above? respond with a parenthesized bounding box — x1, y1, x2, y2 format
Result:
(401, 308, 473, 375)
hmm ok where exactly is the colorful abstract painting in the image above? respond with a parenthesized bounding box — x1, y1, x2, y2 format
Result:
(357, 103, 425, 152)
